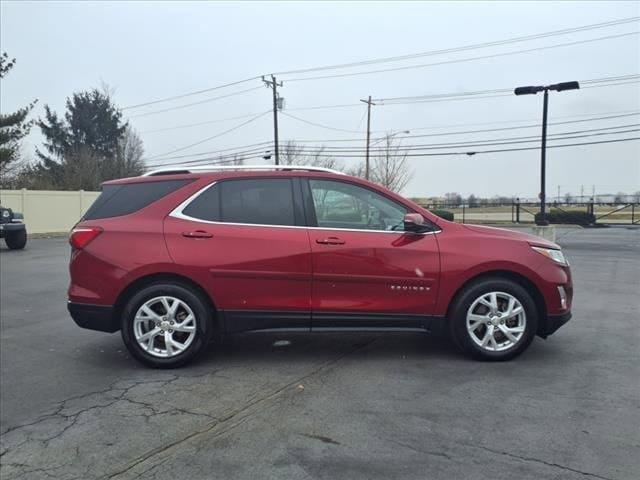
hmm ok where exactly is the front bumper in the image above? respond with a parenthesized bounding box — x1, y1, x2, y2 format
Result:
(68, 302, 119, 333)
(0, 223, 26, 237)
(538, 311, 572, 338)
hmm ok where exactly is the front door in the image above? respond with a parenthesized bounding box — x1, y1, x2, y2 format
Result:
(305, 179, 440, 329)
(164, 177, 312, 333)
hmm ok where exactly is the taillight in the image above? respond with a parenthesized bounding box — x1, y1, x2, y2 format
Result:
(69, 227, 103, 249)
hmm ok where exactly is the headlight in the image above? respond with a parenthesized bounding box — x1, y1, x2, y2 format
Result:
(531, 246, 568, 266)
(1, 210, 9, 218)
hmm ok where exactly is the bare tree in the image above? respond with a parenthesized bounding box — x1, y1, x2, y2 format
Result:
(444, 192, 463, 207)
(370, 135, 411, 193)
(117, 126, 145, 178)
(229, 154, 245, 166)
(345, 161, 366, 179)
(280, 141, 342, 169)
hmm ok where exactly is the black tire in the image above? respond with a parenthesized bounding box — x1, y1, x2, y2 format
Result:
(121, 282, 213, 368)
(5, 229, 27, 250)
(448, 277, 538, 361)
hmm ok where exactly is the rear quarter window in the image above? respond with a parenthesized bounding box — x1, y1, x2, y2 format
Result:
(83, 180, 191, 220)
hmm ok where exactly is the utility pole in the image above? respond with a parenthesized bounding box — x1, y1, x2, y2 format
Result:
(557, 185, 561, 203)
(360, 96, 375, 180)
(263, 75, 283, 165)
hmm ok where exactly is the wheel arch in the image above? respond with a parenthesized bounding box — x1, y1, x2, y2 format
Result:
(446, 270, 547, 334)
(113, 272, 221, 337)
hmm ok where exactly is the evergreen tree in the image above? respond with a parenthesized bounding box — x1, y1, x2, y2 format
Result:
(0, 52, 37, 176)
(33, 89, 131, 190)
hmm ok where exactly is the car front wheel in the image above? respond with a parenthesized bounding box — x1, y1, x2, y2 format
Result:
(121, 283, 213, 368)
(449, 278, 538, 361)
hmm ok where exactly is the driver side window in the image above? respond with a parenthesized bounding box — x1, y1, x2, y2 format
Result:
(309, 180, 407, 231)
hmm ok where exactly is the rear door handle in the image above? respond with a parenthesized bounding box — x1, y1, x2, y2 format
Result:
(316, 237, 345, 245)
(182, 230, 213, 238)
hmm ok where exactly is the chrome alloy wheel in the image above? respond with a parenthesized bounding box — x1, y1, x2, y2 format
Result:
(466, 291, 527, 352)
(133, 296, 197, 358)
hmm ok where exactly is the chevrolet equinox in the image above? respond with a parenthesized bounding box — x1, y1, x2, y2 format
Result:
(68, 165, 572, 368)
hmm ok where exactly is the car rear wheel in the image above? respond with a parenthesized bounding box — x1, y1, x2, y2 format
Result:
(449, 278, 538, 361)
(121, 283, 213, 368)
(5, 229, 27, 249)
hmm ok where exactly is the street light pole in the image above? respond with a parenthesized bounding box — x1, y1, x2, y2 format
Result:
(514, 81, 579, 226)
(540, 88, 549, 224)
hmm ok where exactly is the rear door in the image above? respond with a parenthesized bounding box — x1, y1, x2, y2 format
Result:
(304, 178, 440, 329)
(164, 177, 313, 333)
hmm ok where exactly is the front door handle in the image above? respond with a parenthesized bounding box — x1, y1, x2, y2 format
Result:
(182, 230, 213, 239)
(316, 237, 345, 245)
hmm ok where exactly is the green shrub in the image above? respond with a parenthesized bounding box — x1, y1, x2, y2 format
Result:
(430, 209, 454, 221)
(534, 209, 595, 225)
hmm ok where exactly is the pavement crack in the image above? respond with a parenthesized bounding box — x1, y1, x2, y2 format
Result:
(106, 339, 377, 479)
(386, 438, 452, 460)
(472, 444, 615, 480)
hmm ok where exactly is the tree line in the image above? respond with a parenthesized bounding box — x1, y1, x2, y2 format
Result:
(1, 52, 144, 191)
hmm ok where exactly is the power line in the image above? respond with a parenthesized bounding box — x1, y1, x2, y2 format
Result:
(286, 78, 640, 113)
(139, 111, 267, 134)
(142, 111, 640, 164)
(127, 86, 263, 119)
(402, 110, 640, 133)
(373, 74, 640, 103)
(281, 112, 365, 133)
(145, 111, 271, 160)
(143, 141, 274, 162)
(147, 127, 639, 167)
(122, 76, 262, 110)
(121, 17, 638, 111)
(144, 154, 269, 170)
(281, 112, 640, 143)
(265, 127, 640, 155)
(284, 31, 640, 82)
(272, 17, 640, 76)
(146, 137, 640, 167)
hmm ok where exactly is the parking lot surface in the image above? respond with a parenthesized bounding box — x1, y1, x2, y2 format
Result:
(1, 228, 639, 480)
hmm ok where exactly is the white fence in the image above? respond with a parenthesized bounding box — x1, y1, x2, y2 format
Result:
(0, 189, 100, 234)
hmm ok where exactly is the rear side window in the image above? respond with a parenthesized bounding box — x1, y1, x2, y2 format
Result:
(83, 180, 190, 220)
(182, 178, 296, 226)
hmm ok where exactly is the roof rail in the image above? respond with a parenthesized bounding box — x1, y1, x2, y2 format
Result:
(143, 165, 346, 177)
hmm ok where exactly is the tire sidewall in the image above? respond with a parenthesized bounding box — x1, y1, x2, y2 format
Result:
(121, 283, 212, 368)
(450, 278, 538, 361)
(5, 229, 27, 249)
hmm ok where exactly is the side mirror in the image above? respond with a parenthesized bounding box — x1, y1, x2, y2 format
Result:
(403, 213, 427, 233)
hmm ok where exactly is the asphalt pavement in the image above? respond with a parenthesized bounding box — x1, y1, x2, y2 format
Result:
(1, 227, 639, 480)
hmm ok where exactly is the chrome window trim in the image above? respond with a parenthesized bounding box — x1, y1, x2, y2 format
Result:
(169, 180, 441, 236)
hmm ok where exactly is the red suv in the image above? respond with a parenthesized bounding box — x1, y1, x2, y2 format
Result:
(68, 166, 572, 368)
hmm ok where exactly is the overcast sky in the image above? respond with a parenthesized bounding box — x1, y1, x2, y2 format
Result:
(1, 1, 639, 198)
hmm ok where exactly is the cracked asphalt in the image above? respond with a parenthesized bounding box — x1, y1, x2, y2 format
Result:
(1, 228, 639, 480)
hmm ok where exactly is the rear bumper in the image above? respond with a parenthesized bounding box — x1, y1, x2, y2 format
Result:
(68, 302, 119, 333)
(538, 311, 572, 338)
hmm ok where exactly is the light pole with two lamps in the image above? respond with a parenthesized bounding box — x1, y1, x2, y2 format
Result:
(514, 81, 580, 225)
